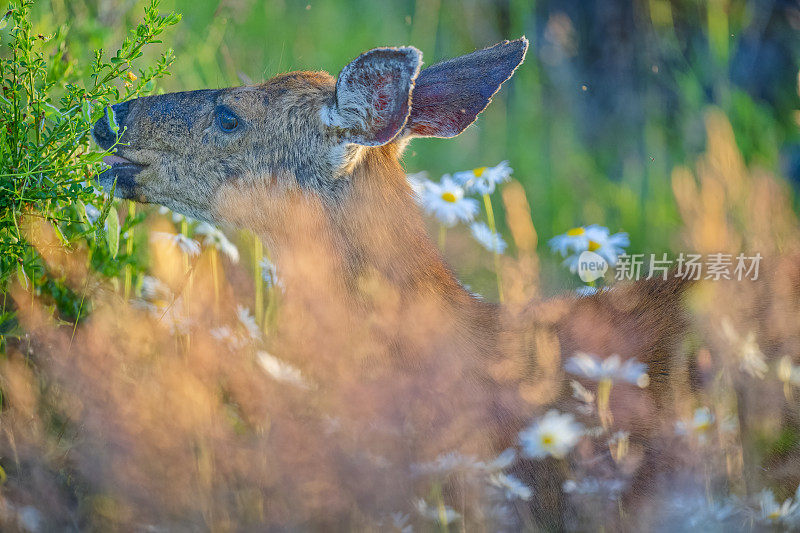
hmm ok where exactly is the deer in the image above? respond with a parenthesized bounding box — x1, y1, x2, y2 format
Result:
(91, 38, 692, 529)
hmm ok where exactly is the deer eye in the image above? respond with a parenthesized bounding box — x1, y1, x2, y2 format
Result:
(216, 106, 240, 132)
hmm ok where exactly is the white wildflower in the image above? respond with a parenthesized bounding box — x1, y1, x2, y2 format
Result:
(756, 487, 800, 527)
(565, 352, 649, 387)
(236, 305, 261, 340)
(484, 448, 517, 471)
(549, 225, 629, 267)
(453, 161, 512, 195)
(194, 222, 239, 263)
(660, 490, 742, 530)
(721, 318, 768, 379)
(675, 407, 715, 438)
(562, 477, 626, 501)
(140, 275, 171, 301)
(257, 351, 310, 389)
(420, 175, 479, 227)
(607, 430, 630, 446)
(489, 472, 533, 501)
(415, 499, 460, 525)
(519, 410, 584, 459)
(570, 380, 595, 415)
(210, 325, 233, 342)
(470, 222, 507, 254)
(388, 512, 412, 533)
(151, 232, 201, 257)
(411, 451, 482, 475)
(153, 299, 193, 335)
(575, 285, 598, 297)
(260, 257, 282, 289)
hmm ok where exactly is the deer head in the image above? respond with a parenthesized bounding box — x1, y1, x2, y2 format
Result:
(91, 39, 528, 242)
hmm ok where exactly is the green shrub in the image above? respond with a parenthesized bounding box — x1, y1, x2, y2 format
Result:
(0, 0, 180, 349)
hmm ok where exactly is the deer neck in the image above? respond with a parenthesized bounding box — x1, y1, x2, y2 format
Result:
(261, 146, 500, 355)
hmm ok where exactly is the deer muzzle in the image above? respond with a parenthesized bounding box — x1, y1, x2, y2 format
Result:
(92, 100, 148, 199)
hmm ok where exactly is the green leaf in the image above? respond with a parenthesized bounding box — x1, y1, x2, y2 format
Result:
(107, 104, 119, 134)
(16, 263, 28, 290)
(105, 206, 120, 259)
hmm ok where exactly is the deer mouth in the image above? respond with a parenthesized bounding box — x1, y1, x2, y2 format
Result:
(97, 154, 148, 199)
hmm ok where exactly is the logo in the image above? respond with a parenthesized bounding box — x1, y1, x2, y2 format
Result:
(577, 250, 608, 283)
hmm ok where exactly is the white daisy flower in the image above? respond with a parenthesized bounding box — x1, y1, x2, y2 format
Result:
(564, 352, 649, 387)
(484, 448, 517, 471)
(756, 487, 800, 527)
(259, 257, 282, 289)
(575, 285, 598, 297)
(570, 380, 595, 405)
(194, 222, 239, 263)
(236, 305, 261, 340)
(411, 451, 482, 475)
(210, 325, 233, 342)
(675, 407, 715, 436)
(549, 225, 629, 266)
(388, 512, 412, 533)
(549, 226, 591, 256)
(721, 318, 768, 379)
(562, 477, 627, 501)
(415, 499, 461, 525)
(420, 175, 479, 227)
(519, 410, 584, 459)
(489, 472, 533, 501)
(661, 491, 742, 529)
(453, 161, 513, 195)
(469, 222, 507, 254)
(151, 232, 201, 257)
(152, 299, 193, 335)
(257, 351, 309, 390)
(140, 275, 171, 301)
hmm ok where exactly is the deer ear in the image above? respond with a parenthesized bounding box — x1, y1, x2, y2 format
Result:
(404, 38, 528, 138)
(323, 46, 422, 146)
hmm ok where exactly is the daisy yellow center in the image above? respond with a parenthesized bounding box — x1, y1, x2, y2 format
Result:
(567, 227, 585, 236)
(541, 433, 555, 446)
(768, 511, 781, 520)
(473, 166, 488, 177)
(588, 240, 601, 252)
(441, 191, 458, 203)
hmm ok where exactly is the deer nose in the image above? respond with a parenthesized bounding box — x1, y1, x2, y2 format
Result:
(92, 100, 132, 150)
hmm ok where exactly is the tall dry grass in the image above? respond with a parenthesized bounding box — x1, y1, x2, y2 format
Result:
(0, 110, 799, 531)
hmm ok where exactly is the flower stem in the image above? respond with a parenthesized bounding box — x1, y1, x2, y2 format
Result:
(180, 217, 191, 307)
(598, 378, 613, 429)
(254, 235, 264, 327)
(482, 193, 504, 303)
(210, 247, 220, 317)
(123, 202, 135, 300)
(438, 224, 446, 250)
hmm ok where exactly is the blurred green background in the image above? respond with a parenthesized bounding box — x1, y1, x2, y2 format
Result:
(15, 0, 800, 259)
